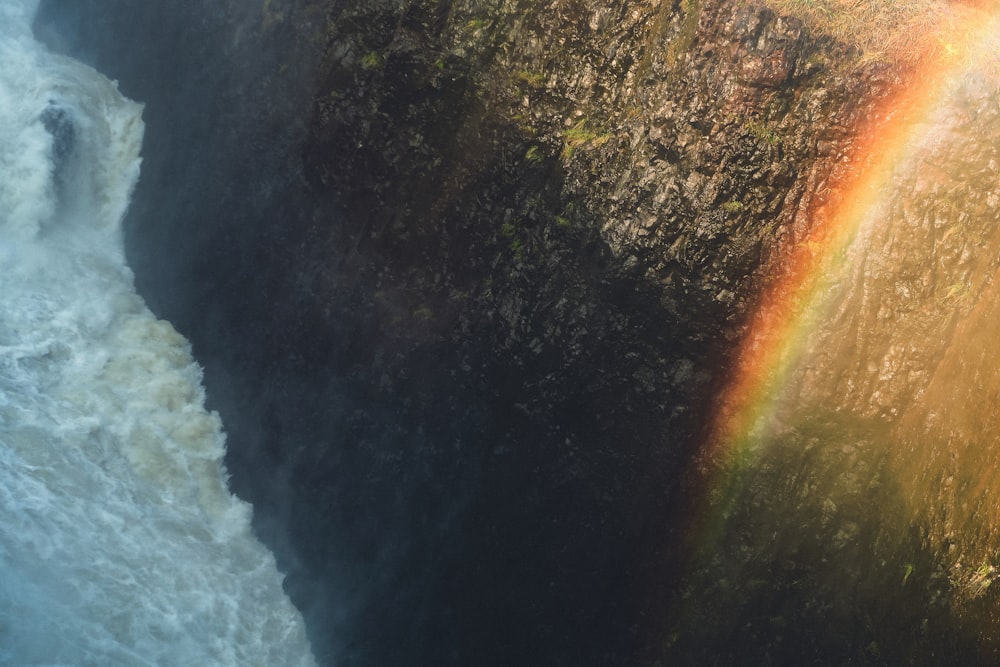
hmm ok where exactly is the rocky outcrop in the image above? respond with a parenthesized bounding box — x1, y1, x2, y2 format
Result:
(299, 4, 891, 661)
(35, 0, 895, 664)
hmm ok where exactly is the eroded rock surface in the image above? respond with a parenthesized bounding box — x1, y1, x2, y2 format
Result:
(34, 1, 898, 664)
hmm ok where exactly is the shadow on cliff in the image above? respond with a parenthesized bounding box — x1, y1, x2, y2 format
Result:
(281, 3, 723, 663)
(33, 1, 716, 665)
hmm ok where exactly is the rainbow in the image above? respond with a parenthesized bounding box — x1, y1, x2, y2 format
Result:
(692, 1, 1000, 530)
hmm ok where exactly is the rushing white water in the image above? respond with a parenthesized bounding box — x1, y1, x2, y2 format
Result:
(0, 3, 318, 665)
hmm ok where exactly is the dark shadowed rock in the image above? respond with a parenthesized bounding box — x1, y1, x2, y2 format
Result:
(40, 101, 75, 198)
(33, 1, 928, 665)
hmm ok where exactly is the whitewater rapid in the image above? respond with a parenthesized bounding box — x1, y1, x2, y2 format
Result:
(0, 2, 318, 665)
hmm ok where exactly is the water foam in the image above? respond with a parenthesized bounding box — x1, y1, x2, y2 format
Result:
(0, 2, 318, 664)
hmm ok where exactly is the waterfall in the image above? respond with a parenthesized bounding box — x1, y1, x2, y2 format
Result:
(0, 2, 317, 664)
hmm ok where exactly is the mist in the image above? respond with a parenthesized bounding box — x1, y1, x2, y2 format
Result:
(22, 0, 1000, 665)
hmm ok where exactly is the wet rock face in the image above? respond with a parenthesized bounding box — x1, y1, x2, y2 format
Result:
(41, 103, 75, 166)
(40, 102, 76, 199)
(672, 71, 1000, 665)
(34, 0, 888, 664)
(301, 4, 887, 660)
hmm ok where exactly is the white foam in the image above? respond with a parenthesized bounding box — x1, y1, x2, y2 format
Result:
(0, 2, 318, 664)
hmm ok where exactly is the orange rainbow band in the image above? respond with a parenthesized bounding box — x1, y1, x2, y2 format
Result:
(702, 2, 1000, 472)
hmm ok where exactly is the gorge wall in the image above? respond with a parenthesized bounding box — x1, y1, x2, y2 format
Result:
(32, 0, 915, 664)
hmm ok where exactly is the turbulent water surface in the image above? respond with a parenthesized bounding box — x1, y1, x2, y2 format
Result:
(0, 2, 317, 664)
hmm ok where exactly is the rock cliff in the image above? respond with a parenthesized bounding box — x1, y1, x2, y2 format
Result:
(34, 0, 897, 664)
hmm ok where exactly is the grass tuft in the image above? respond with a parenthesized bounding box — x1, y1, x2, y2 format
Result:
(561, 119, 612, 159)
